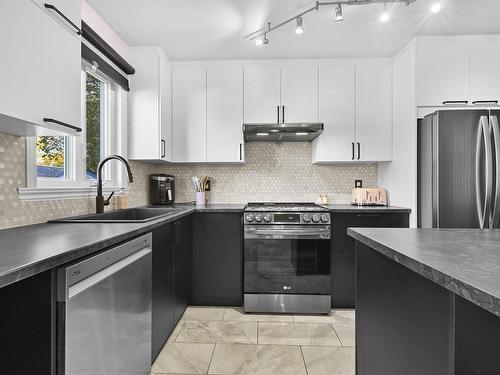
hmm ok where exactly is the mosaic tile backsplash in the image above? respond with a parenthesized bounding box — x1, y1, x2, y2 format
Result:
(0, 133, 377, 229)
(152, 142, 378, 205)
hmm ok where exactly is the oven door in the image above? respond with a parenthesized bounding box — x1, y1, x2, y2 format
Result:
(244, 225, 331, 296)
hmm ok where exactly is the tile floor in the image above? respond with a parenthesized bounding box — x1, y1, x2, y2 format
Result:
(151, 306, 355, 375)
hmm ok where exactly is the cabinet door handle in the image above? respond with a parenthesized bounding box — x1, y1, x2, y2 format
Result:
(239, 143, 243, 161)
(357, 142, 361, 160)
(161, 139, 166, 158)
(472, 100, 499, 105)
(352, 142, 355, 160)
(442, 100, 468, 105)
(277, 105, 280, 124)
(282, 105, 285, 123)
(43, 3, 81, 35)
(43, 118, 82, 133)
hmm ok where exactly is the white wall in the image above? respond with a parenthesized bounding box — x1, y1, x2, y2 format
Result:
(81, 0, 128, 57)
(379, 40, 417, 227)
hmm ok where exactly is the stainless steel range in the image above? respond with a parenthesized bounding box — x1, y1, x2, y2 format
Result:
(243, 203, 331, 314)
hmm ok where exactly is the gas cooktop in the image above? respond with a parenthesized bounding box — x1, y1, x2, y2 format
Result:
(245, 202, 328, 212)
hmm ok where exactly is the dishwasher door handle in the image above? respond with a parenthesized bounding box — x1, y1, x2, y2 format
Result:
(67, 247, 151, 300)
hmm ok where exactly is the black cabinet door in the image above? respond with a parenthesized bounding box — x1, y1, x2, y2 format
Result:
(192, 213, 243, 306)
(152, 223, 175, 361)
(174, 215, 193, 323)
(0, 271, 55, 375)
(332, 212, 409, 307)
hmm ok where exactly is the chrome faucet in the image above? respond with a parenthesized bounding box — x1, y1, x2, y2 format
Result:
(96, 155, 134, 213)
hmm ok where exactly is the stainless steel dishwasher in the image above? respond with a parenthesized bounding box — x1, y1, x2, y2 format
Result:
(57, 233, 152, 375)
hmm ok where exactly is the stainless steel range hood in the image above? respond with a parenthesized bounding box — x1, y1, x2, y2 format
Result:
(243, 123, 323, 142)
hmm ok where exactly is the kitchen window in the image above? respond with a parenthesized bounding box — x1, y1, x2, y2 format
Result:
(21, 65, 128, 200)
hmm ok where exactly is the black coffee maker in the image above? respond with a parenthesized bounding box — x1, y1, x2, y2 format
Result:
(149, 174, 175, 205)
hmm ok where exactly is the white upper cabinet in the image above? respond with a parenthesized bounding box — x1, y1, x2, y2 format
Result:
(416, 37, 470, 106)
(469, 35, 500, 104)
(281, 66, 318, 122)
(0, 0, 81, 136)
(243, 66, 281, 123)
(172, 67, 207, 162)
(159, 52, 172, 161)
(355, 64, 393, 162)
(31, 0, 80, 30)
(312, 65, 355, 163)
(128, 47, 172, 161)
(207, 67, 244, 163)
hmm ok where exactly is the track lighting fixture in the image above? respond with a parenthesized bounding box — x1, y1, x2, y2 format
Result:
(295, 17, 303, 34)
(335, 4, 343, 23)
(245, 0, 419, 47)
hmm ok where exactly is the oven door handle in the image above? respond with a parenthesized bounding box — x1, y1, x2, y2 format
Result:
(244, 227, 331, 240)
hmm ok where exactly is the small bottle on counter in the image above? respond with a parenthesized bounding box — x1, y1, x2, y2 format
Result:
(116, 193, 129, 209)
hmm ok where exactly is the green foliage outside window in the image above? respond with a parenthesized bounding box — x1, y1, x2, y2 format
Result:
(86, 73, 102, 177)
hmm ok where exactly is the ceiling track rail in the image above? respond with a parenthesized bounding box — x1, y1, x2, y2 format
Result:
(244, 0, 418, 41)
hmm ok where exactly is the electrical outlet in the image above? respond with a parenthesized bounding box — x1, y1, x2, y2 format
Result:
(355, 180, 363, 188)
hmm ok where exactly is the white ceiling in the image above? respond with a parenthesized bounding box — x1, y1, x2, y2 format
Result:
(87, 0, 500, 61)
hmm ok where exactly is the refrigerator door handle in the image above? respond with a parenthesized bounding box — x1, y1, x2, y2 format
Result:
(475, 116, 493, 229)
(490, 115, 500, 228)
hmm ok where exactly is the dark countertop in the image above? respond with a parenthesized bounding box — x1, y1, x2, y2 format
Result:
(0, 204, 245, 289)
(321, 204, 411, 213)
(176, 203, 245, 212)
(348, 228, 500, 317)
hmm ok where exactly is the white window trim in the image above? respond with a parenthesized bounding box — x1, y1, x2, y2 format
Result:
(20, 65, 129, 200)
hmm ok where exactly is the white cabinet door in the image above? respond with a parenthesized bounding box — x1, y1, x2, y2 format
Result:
(159, 52, 172, 161)
(470, 36, 500, 104)
(128, 47, 161, 160)
(355, 64, 393, 162)
(172, 68, 207, 162)
(207, 67, 244, 163)
(31, 0, 80, 30)
(312, 65, 355, 163)
(0, 0, 80, 131)
(416, 37, 469, 106)
(281, 66, 318, 123)
(243, 66, 280, 123)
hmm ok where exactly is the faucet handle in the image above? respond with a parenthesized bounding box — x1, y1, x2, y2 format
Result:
(104, 191, 115, 205)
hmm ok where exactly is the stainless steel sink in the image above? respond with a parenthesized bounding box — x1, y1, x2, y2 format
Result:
(49, 207, 183, 223)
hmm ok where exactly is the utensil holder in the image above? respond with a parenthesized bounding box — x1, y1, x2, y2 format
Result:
(195, 192, 206, 206)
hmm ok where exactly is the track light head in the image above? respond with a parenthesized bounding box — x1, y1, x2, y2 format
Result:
(431, 3, 441, 13)
(380, 12, 389, 22)
(295, 17, 303, 34)
(255, 33, 269, 47)
(335, 4, 343, 23)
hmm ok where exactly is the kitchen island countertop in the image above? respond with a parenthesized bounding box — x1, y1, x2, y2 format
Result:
(348, 228, 500, 316)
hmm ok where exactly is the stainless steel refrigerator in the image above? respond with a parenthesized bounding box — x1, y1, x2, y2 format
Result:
(418, 110, 500, 229)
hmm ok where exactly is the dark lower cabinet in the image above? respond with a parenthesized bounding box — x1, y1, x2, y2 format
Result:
(192, 213, 243, 306)
(151, 223, 175, 361)
(332, 212, 409, 307)
(0, 270, 56, 375)
(151, 215, 193, 361)
(174, 215, 192, 323)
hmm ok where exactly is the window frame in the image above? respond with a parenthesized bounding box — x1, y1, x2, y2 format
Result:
(20, 64, 128, 200)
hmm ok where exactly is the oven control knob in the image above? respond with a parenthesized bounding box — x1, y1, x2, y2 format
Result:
(312, 214, 321, 223)
(255, 214, 263, 222)
(303, 214, 312, 223)
(320, 214, 330, 223)
(245, 213, 255, 222)
(264, 214, 272, 222)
